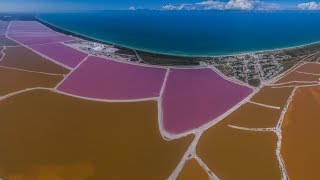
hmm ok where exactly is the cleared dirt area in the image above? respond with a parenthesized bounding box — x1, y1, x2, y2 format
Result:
(0, 46, 69, 74)
(197, 121, 280, 180)
(225, 102, 280, 128)
(281, 86, 320, 180)
(271, 81, 319, 88)
(251, 86, 294, 108)
(294, 62, 320, 74)
(275, 71, 320, 84)
(0, 67, 63, 96)
(177, 158, 209, 180)
(0, 47, 3, 59)
(0, 36, 19, 46)
(275, 63, 320, 84)
(0, 90, 193, 179)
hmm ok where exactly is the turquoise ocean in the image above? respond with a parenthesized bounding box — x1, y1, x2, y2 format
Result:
(39, 11, 320, 56)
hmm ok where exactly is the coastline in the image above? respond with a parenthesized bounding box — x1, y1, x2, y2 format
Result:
(36, 16, 320, 58)
(36, 17, 135, 54)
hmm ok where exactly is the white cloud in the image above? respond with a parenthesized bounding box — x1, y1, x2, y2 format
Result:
(162, 3, 196, 10)
(162, 0, 279, 11)
(195, 0, 226, 10)
(129, 6, 136, 10)
(162, 4, 176, 10)
(297, 1, 320, 10)
(225, 0, 256, 10)
(255, 2, 280, 10)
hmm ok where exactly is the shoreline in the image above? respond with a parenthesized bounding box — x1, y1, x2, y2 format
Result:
(36, 17, 135, 53)
(36, 16, 320, 58)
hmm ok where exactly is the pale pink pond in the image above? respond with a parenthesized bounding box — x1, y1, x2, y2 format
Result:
(12, 35, 74, 46)
(8, 21, 74, 45)
(30, 43, 87, 68)
(57, 57, 167, 100)
(8, 21, 54, 34)
(0, 21, 8, 35)
(162, 68, 252, 134)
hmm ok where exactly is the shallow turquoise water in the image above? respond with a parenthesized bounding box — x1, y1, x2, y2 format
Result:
(39, 11, 320, 56)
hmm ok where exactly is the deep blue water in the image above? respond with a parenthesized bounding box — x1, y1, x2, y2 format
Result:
(39, 11, 320, 56)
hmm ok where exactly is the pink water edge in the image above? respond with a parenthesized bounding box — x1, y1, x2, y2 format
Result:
(30, 43, 87, 68)
(162, 68, 253, 134)
(57, 56, 167, 100)
(7, 21, 74, 45)
(8, 21, 53, 34)
(9, 35, 75, 46)
(8, 21, 61, 35)
(0, 21, 8, 35)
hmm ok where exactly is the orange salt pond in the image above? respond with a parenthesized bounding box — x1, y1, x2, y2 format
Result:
(272, 81, 319, 88)
(294, 62, 320, 74)
(0, 46, 69, 74)
(2, 162, 95, 180)
(0, 90, 193, 179)
(177, 158, 209, 180)
(0, 67, 63, 96)
(251, 86, 294, 108)
(281, 86, 320, 180)
(225, 102, 280, 128)
(197, 121, 280, 180)
(275, 71, 320, 84)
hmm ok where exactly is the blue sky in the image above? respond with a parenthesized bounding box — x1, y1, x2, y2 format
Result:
(0, 0, 319, 12)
